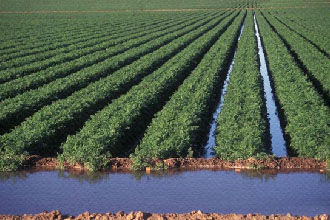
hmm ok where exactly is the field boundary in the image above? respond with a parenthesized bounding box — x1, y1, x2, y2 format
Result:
(23, 156, 328, 171)
(1, 6, 329, 14)
(2, 210, 329, 220)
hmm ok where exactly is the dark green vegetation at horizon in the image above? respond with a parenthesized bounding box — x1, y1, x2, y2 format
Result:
(0, 0, 329, 171)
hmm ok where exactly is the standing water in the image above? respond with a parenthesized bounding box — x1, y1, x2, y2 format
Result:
(0, 169, 329, 216)
(254, 15, 287, 157)
(204, 21, 245, 158)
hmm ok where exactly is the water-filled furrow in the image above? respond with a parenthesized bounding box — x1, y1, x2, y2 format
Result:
(254, 15, 287, 157)
(203, 21, 245, 158)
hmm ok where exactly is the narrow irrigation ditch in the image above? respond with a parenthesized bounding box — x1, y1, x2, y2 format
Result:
(203, 19, 246, 158)
(254, 14, 287, 157)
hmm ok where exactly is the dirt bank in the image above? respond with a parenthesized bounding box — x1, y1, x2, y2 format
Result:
(23, 156, 327, 170)
(1, 211, 329, 220)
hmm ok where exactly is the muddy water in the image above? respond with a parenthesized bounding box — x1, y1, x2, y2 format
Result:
(0, 169, 329, 216)
(204, 22, 245, 158)
(254, 15, 287, 157)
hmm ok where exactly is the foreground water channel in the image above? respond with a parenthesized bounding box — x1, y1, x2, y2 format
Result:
(0, 169, 329, 216)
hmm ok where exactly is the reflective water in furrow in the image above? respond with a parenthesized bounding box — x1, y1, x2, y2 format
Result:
(254, 15, 287, 157)
(203, 21, 245, 158)
(0, 169, 329, 216)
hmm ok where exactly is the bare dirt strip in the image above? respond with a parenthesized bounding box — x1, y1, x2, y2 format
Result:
(23, 156, 328, 171)
(1, 210, 329, 220)
(0, 6, 329, 14)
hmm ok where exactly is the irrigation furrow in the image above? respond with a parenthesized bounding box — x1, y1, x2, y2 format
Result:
(0, 11, 237, 171)
(0, 21, 116, 53)
(256, 11, 330, 160)
(260, 11, 330, 107)
(0, 14, 211, 89)
(0, 12, 201, 60)
(0, 11, 230, 135)
(203, 14, 246, 158)
(0, 13, 196, 71)
(0, 18, 109, 42)
(214, 11, 269, 160)
(254, 14, 287, 157)
(269, 13, 330, 59)
(131, 11, 245, 168)
(0, 12, 217, 101)
(0, 18, 144, 52)
(0, 20, 156, 63)
(274, 10, 330, 39)
(58, 11, 241, 170)
(1, 27, 140, 68)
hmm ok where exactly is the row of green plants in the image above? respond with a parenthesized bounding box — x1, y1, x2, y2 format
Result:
(0, 13, 180, 54)
(0, 12, 205, 71)
(0, 20, 131, 64)
(0, 20, 107, 53)
(0, 16, 164, 53)
(0, 12, 209, 48)
(267, 8, 330, 55)
(214, 11, 269, 160)
(0, 0, 246, 11)
(130, 11, 246, 169)
(268, 11, 329, 57)
(58, 11, 240, 171)
(0, 11, 227, 134)
(0, 12, 212, 100)
(0, 11, 236, 171)
(262, 12, 330, 103)
(0, 12, 205, 83)
(256, 11, 330, 160)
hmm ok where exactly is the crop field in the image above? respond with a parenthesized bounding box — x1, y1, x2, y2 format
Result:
(0, 0, 329, 172)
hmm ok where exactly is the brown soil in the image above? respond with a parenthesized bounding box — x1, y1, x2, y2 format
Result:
(23, 156, 327, 171)
(1, 211, 329, 220)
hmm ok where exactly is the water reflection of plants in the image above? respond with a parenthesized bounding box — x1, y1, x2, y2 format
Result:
(57, 170, 109, 184)
(0, 171, 28, 183)
(239, 169, 277, 181)
(0, 169, 328, 184)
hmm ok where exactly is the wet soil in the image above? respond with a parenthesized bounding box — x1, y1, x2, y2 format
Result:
(1, 210, 329, 220)
(23, 156, 327, 170)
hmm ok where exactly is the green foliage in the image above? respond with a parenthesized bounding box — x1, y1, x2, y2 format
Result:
(0, 0, 257, 11)
(0, 2, 329, 172)
(58, 146, 111, 171)
(262, 11, 330, 102)
(0, 151, 27, 171)
(60, 11, 239, 170)
(214, 11, 268, 160)
(187, 147, 194, 158)
(256, 11, 330, 160)
(0, 12, 208, 100)
(131, 11, 245, 168)
(265, 9, 330, 58)
(0, 11, 217, 134)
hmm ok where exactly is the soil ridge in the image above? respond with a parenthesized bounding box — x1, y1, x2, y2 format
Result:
(1, 210, 329, 220)
(23, 156, 327, 170)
